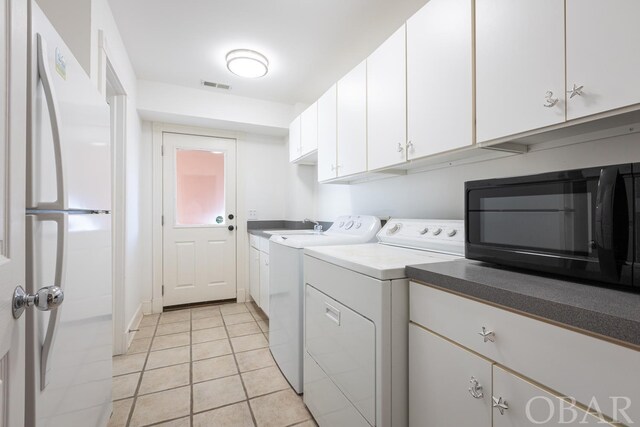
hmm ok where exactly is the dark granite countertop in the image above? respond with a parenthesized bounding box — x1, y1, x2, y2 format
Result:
(247, 220, 332, 239)
(406, 259, 640, 348)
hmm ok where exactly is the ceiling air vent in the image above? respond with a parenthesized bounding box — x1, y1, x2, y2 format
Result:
(201, 80, 231, 90)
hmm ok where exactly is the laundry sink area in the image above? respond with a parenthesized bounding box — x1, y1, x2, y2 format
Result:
(263, 229, 322, 236)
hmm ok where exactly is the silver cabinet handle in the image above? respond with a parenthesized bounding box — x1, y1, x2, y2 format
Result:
(406, 141, 414, 151)
(397, 142, 404, 152)
(468, 377, 484, 399)
(543, 91, 558, 107)
(567, 84, 584, 99)
(478, 326, 495, 343)
(13, 285, 64, 319)
(493, 396, 509, 415)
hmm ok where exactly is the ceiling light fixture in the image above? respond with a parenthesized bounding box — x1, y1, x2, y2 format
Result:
(226, 49, 269, 78)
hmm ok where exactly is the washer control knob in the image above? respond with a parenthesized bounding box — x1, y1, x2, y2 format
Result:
(344, 220, 355, 230)
(447, 229, 457, 237)
(339, 222, 344, 227)
(432, 228, 442, 236)
(355, 222, 362, 229)
(419, 227, 429, 235)
(386, 223, 403, 235)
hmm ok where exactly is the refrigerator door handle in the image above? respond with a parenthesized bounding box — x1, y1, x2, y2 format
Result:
(28, 212, 67, 390)
(35, 33, 66, 211)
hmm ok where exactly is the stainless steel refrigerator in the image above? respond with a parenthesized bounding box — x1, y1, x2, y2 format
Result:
(26, 4, 112, 426)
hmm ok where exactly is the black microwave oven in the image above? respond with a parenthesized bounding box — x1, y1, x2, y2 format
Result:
(465, 163, 639, 289)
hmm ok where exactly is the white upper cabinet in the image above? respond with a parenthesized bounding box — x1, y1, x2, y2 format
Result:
(300, 102, 318, 156)
(317, 84, 338, 182)
(476, 0, 565, 143)
(337, 61, 367, 177)
(566, 0, 640, 120)
(367, 25, 407, 171)
(407, 0, 473, 158)
(289, 115, 301, 162)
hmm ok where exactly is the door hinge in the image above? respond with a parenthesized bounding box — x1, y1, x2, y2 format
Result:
(161, 145, 164, 156)
(162, 285, 164, 296)
(161, 215, 164, 226)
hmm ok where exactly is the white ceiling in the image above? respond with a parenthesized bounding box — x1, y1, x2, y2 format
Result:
(107, 0, 428, 105)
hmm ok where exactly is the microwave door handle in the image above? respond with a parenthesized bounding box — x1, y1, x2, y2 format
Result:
(595, 166, 619, 281)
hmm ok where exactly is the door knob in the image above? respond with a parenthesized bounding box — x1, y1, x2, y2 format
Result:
(13, 285, 64, 319)
(228, 214, 234, 220)
(228, 225, 235, 231)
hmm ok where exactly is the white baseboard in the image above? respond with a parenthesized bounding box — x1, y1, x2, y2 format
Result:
(125, 304, 144, 349)
(142, 300, 153, 315)
(236, 288, 246, 303)
(152, 298, 163, 314)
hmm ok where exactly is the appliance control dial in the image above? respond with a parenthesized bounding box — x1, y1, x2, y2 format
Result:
(432, 228, 442, 236)
(344, 220, 355, 230)
(338, 222, 344, 227)
(386, 223, 403, 235)
(355, 222, 362, 229)
(419, 227, 429, 235)
(447, 229, 457, 237)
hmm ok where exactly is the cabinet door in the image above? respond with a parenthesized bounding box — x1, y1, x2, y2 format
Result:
(407, 0, 473, 159)
(409, 324, 492, 427)
(476, 0, 565, 142)
(300, 102, 318, 157)
(317, 84, 338, 182)
(259, 251, 269, 316)
(493, 366, 616, 426)
(566, 0, 640, 120)
(337, 61, 367, 177)
(367, 25, 407, 171)
(249, 246, 260, 305)
(289, 115, 301, 162)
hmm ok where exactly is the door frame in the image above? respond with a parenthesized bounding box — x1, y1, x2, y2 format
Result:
(151, 123, 243, 313)
(99, 32, 129, 355)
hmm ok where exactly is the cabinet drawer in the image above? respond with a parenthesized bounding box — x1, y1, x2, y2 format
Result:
(306, 285, 375, 425)
(409, 324, 492, 427)
(259, 237, 269, 254)
(410, 282, 640, 424)
(249, 234, 259, 249)
(304, 352, 372, 427)
(493, 366, 616, 426)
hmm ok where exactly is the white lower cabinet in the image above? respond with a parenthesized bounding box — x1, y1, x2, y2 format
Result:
(493, 366, 612, 426)
(249, 235, 269, 317)
(249, 246, 260, 304)
(409, 324, 492, 427)
(259, 250, 269, 316)
(409, 282, 636, 426)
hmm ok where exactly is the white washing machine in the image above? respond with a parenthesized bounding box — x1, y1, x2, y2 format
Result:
(269, 215, 381, 394)
(302, 219, 464, 427)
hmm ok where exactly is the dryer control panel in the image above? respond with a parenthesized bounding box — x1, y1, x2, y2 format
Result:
(377, 219, 464, 256)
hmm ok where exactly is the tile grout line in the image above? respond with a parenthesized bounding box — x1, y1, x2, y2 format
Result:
(125, 314, 161, 427)
(222, 307, 260, 427)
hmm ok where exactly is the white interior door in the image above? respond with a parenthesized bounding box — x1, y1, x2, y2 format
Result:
(0, 0, 27, 426)
(162, 132, 237, 307)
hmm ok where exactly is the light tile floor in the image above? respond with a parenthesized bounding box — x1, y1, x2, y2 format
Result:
(109, 301, 317, 427)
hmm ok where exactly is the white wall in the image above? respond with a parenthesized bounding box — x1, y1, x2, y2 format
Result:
(35, 0, 92, 74)
(137, 80, 295, 136)
(287, 132, 640, 222)
(238, 134, 288, 220)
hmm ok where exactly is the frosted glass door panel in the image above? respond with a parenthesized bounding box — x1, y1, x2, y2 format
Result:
(175, 149, 225, 226)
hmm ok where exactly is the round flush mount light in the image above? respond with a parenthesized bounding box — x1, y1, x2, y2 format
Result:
(226, 49, 269, 78)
